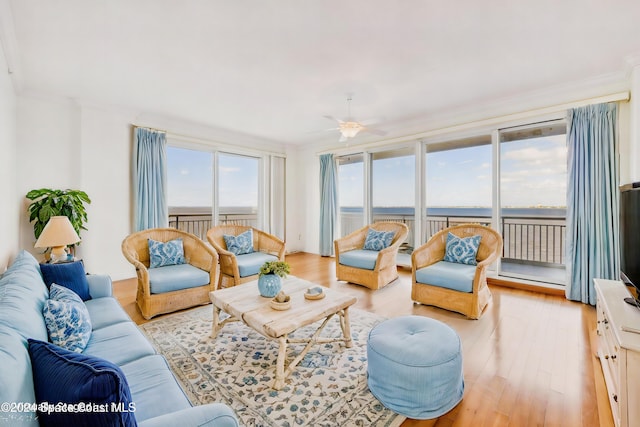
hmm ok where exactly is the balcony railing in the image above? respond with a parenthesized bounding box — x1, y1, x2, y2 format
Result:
(168, 213, 257, 241)
(170, 210, 566, 269)
(340, 211, 566, 267)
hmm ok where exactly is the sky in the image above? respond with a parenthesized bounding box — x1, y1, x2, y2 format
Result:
(339, 134, 567, 208)
(167, 147, 258, 208)
(167, 134, 567, 210)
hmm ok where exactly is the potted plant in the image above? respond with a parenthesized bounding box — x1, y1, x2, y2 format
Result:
(26, 188, 91, 256)
(258, 260, 290, 298)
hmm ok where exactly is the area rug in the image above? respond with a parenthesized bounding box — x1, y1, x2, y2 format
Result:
(139, 305, 405, 427)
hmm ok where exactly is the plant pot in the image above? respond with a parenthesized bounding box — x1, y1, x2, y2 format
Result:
(258, 274, 282, 298)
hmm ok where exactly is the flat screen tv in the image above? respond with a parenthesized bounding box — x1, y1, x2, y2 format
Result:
(620, 183, 640, 307)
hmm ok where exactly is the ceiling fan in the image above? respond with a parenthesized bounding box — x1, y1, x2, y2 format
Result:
(323, 97, 386, 143)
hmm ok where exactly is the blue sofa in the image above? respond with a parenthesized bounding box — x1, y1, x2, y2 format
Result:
(0, 251, 238, 427)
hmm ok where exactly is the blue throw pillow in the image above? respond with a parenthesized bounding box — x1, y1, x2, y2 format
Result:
(43, 285, 92, 353)
(148, 238, 185, 268)
(363, 228, 395, 251)
(223, 229, 254, 255)
(27, 339, 137, 427)
(443, 232, 482, 265)
(40, 260, 91, 301)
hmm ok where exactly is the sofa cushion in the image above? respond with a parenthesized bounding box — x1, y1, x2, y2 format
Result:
(138, 404, 240, 427)
(415, 261, 476, 293)
(40, 260, 92, 301)
(443, 233, 481, 266)
(148, 264, 210, 294)
(28, 339, 137, 427)
(0, 250, 49, 341)
(236, 252, 279, 277)
(339, 249, 379, 271)
(0, 328, 39, 427)
(85, 297, 134, 330)
(363, 228, 395, 251)
(43, 286, 92, 352)
(119, 355, 191, 422)
(83, 322, 156, 366)
(148, 238, 185, 268)
(223, 229, 253, 255)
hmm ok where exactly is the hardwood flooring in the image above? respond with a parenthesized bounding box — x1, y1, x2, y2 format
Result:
(113, 252, 612, 427)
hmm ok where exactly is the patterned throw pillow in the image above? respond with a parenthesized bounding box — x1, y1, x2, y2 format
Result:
(148, 238, 185, 268)
(223, 229, 254, 255)
(363, 228, 395, 251)
(443, 232, 482, 265)
(43, 285, 92, 352)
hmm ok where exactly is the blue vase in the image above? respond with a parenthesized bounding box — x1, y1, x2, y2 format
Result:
(258, 274, 282, 298)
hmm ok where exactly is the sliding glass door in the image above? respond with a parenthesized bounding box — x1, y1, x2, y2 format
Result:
(498, 121, 567, 284)
(217, 153, 260, 228)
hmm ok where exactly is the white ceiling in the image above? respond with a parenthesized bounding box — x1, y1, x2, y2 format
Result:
(4, 0, 640, 146)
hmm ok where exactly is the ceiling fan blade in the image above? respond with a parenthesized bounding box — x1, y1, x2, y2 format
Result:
(339, 134, 348, 143)
(323, 115, 343, 124)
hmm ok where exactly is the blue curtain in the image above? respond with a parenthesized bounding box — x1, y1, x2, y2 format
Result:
(566, 103, 620, 305)
(133, 127, 168, 231)
(319, 154, 337, 256)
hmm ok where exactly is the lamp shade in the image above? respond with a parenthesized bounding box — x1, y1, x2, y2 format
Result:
(34, 216, 81, 262)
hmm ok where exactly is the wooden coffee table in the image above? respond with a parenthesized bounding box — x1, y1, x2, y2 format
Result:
(209, 276, 357, 390)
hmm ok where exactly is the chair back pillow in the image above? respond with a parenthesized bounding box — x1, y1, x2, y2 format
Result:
(148, 238, 185, 268)
(363, 228, 395, 251)
(443, 232, 482, 265)
(223, 229, 254, 255)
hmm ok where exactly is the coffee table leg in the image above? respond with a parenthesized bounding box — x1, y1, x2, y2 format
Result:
(273, 335, 288, 390)
(212, 305, 221, 337)
(340, 307, 353, 348)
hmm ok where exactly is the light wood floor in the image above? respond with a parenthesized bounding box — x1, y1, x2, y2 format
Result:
(113, 252, 613, 427)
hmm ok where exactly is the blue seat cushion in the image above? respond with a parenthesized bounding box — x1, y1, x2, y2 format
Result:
(339, 249, 379, 271)
(83, 322, 156, 366)
(84, 297, 134, 330)
(148, 264, 209, 294)
(119, 355, 191, 422)
(236, 252, 279, 277)
(415, 260, 476, 293)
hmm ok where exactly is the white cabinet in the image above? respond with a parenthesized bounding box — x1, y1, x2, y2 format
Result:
(594, 279, 640, 427)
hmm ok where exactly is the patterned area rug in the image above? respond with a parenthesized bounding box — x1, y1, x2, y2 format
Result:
(139, 305, 405, 427)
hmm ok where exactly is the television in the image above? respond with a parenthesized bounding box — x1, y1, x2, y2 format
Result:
(620, 182, 640, 307)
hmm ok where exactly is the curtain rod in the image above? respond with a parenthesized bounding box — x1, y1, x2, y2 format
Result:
(317, 91, 630, 156)
(132, 124, 167, 134)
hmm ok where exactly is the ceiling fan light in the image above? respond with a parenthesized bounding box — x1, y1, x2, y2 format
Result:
(339, 121, 363, 139)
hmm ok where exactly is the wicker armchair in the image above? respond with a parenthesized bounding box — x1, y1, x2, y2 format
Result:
(121, 228, 219, 319)
(206, 225, 286, 288)
(411, 224, 503, 319)
(334, 222, 408, 290)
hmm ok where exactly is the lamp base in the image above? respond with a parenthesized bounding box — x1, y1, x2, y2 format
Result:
(50, 246, 69, 263)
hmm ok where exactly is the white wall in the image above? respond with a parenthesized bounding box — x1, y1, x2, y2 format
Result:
(0, 42, 17, 270)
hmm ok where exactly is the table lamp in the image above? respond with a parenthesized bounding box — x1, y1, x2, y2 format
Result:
(34, 216, 81, 263)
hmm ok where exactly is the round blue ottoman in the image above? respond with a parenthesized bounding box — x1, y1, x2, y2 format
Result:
(367, 315, 464, 419)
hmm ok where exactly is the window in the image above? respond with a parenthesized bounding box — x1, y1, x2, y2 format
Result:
(217, 153, 259, 228)
(337, 154, 364, 237)
(167, 146, 213, 239)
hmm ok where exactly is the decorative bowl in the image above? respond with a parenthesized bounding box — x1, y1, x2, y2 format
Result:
(270, 299, 291, 310)
(304, 286, 325, 300)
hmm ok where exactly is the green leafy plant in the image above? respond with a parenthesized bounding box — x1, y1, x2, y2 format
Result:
(26, 188, 91, 240)
(259, 261, 290, 278)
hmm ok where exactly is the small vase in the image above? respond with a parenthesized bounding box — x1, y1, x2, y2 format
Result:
(258, 274, 282, 298)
